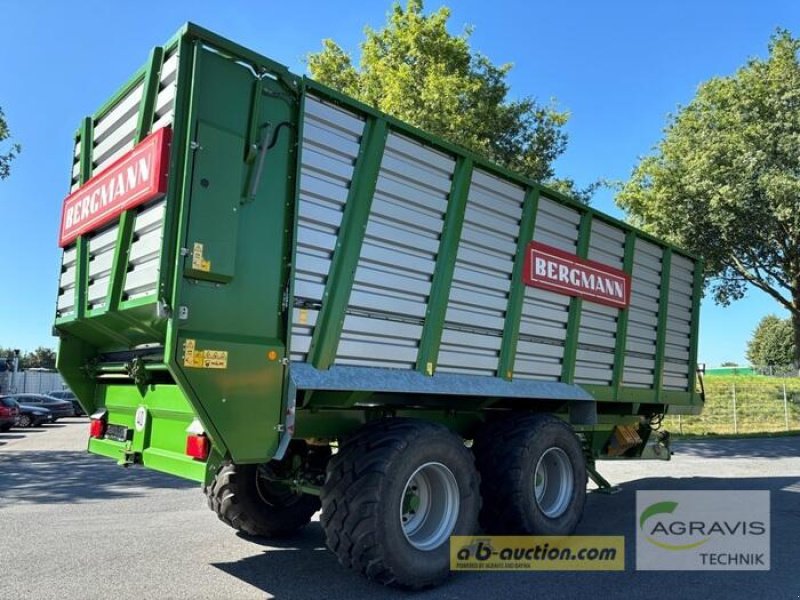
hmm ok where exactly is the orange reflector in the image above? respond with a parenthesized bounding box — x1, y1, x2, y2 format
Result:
(186, 434, 210, 460)
(267, 350, 278, 361)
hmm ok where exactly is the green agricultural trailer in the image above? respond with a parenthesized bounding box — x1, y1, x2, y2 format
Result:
(54, 23, 703, 588)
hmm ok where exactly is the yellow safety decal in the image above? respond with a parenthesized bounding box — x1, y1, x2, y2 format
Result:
(183, 339, 196, 366)
(183, 339, 228, 369)
(192, 242, 212, 272)
(201, 350, 228, 369)
(298, 309, 308, 325)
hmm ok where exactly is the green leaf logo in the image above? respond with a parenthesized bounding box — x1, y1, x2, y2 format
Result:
(639, 501, 710, 551)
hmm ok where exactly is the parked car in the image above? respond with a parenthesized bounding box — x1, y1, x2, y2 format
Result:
(0, 397, 20, 431)
(11, 399, 53, 428)
(2, 394, 74, 421)
(46, 389, 85, 416)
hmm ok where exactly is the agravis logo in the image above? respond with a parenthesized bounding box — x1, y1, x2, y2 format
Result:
(636, 491, 770, 571)
(639, 501, 710, 551)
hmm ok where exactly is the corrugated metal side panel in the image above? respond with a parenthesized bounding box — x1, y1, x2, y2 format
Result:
(438, 169, 525, 376)
(662, 253, 694, 390)
(335, 132, 454, 369)
(123, 199, 167, 301)
(60, 45, 179, 316)
(515, 196, 580, 381)
(573, 220, 626, 386)
(56, 247, 78, 316)
(623, 238, 663, 388)
(86, 224, 120, 310)
(290, 95, 365, 361)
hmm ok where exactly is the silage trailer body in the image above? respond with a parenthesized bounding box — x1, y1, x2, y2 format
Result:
(54, 24, 702, 588)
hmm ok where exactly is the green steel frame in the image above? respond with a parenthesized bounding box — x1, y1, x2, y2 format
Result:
(307, 117, 389, 370)
(416, 157, 473, 375)
(560, 212, 593, 383)
(611, 231, 637, 398)
(653, 249, 673, 403)
(498, 187, 540, 380)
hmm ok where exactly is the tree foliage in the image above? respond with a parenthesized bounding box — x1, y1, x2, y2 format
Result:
(0, 346, 56, 370)
(617, 30, 800, 362)
(746, 315, 795, 367)
(307, 0, 570, 186)
(22, 347, 57, 370)
(0, 107, 21, 180)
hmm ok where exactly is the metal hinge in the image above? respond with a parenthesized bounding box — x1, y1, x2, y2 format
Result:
(156, 299, 172, 319)
(190, 141, 203, 151)
(178, 306, 189, 320)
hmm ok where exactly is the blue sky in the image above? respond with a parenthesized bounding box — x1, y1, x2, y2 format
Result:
(2, 0, 798, 365)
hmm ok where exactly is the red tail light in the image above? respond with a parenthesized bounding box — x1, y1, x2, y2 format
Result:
(186, 434, 209, 460)
(0, 406, 10, 417)
(89, 418, 106, 439)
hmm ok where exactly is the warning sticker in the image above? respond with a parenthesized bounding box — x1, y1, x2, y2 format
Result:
(183, 339, 228, 369)
(202, 350, 228, 369)
(192, 242, 212, 272)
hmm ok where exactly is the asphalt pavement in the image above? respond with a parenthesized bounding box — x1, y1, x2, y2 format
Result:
(0, 421, 798, 600)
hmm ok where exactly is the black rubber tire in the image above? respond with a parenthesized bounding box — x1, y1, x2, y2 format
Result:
(204, 462, 320, 538)
(17, 414, 32, 428)
(0, 423, 11, 432)
(320, 418, 481, 590)
(473, 414, 586, 535)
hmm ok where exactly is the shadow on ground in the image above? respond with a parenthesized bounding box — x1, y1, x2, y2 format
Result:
(0, 449, 195, 505)
(211, 474, 800, 600)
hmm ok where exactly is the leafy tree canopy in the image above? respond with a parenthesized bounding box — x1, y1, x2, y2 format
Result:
(308, 0, 583, 193)
(746, 315, 795, 367)
(0, 107, 21, 180)
(617, 30, 800, 361)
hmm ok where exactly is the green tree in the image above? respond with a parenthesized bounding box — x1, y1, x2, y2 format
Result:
(746, 315, 795, 367)
(720, 361, 739, 367)
(617, 30, 800, 364)
(307, 0, 575, 189)
(0, 107, 21, 180)
(21, 347, 57, 370)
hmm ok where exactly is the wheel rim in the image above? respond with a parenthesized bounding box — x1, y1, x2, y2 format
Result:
(20, 415, 31, 428)
(255, 468, 302, 509)
(533, 447, 574, 518)
(399, 462, 460, 551)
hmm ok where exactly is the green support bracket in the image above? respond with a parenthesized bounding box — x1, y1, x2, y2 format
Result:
(687, 257, 705, 396)
(104, 46, 164, 314)
(611, 231, 637, 398)
(416, 157, 473, 375)
(307, 117, 389, 370)
(73, 116, 94, 319)
(560, 212, 593, 383)
(74, 238, 89, 320)
(79, 116, 93, 183)
(497, 187, 540, 380)
(135, 46, 165, 143)
(653, 248, 673, 401)
(160, 37, 197, 330)
(587, 462, 621, 494)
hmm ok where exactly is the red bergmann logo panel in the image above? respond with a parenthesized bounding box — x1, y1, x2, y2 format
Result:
(523, 241, 631, 309)
(58, 127, 172, 247)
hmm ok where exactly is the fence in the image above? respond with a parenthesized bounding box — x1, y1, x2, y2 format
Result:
(0, 370, 67, 395)
(704, 365, 800, 377)
(664, 377, 800, 435)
